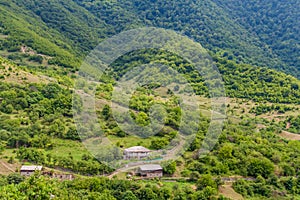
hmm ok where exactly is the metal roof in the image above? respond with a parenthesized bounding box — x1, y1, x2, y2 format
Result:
(20, 165, 43, 171)
(139, 164, 162, 171)
(124, 146, 151, 153)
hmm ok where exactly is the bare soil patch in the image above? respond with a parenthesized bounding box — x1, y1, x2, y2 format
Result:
(219, 183, 244, 200)
(0, 159, 20, 175)
(280, 131, 300, 141)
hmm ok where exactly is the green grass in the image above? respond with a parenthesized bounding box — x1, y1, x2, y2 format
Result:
(48, 138, 89, 161)
(107, 135, 157, 149)
(1, 148, 16, 159)
(114, 172, 128, 179)
(160, 180, 194, 187)
(1, 139, 90, 162)
(133, 179, 195, 190)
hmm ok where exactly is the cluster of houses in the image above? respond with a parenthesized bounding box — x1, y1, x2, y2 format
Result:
(20, 165, 74, 180)
(20, 146, 163, 179)
(123, 146, 163, 178)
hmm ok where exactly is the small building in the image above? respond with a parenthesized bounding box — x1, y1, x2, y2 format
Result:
(123, 146, 151, 160)
(138, 164, 163, 178)
(20, 165, 43, 176)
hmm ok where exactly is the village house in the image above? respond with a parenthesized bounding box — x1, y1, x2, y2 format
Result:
(137, 164, 163, 178)
(20, 166, 74, 180)
(20, 165, 43, 176)
(123, 146, 151, 160)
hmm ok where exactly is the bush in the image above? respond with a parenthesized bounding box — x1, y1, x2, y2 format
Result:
(196, 174, 217, 190)
(162, 160, 176, 175)
(150, 138, 168, 150)
(28, 55, 43, 64)
(7, 173, 25, 184)
(247, 158, 274, 178)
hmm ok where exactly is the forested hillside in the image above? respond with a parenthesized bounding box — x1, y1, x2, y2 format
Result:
(212, 0, 300, 75)
(0, 0, 299, 76)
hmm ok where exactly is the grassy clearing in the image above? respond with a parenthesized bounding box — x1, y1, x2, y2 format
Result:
(107, 135, 156, 149)
(0, 56, 50, 84)
(160, 180, 195, 188)
(1, 148, 17, 159)
(1, 139, 90, 162)
(114, 172, 128, 179)
(134, 179, 196, 191)
(48, 138, 89, 161)
(228, 98, 300, 123)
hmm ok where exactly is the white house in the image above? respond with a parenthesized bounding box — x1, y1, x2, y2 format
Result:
(20, 165, 43, 176)
(123, 146, 151, 160)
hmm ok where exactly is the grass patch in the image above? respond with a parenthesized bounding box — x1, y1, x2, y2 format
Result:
(1, 148, 16, 159)
(48, 138, 89, 161)
(1, 139, 90, 162)
(107, 135, 157, 149)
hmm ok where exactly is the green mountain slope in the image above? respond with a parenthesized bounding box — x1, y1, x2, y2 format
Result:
(0, 1, 82, 68)
(11, 0, 112, 52)
(74, 0, 298, 76)
(212, 0, 300, 75)
(0, 1, 300, 199)
(0, 0, 298, 77)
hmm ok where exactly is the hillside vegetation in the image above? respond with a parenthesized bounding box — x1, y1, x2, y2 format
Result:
(1, 49, 300, 199)
(0, 0, 300, 199)
(212, 0, 300, 75)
